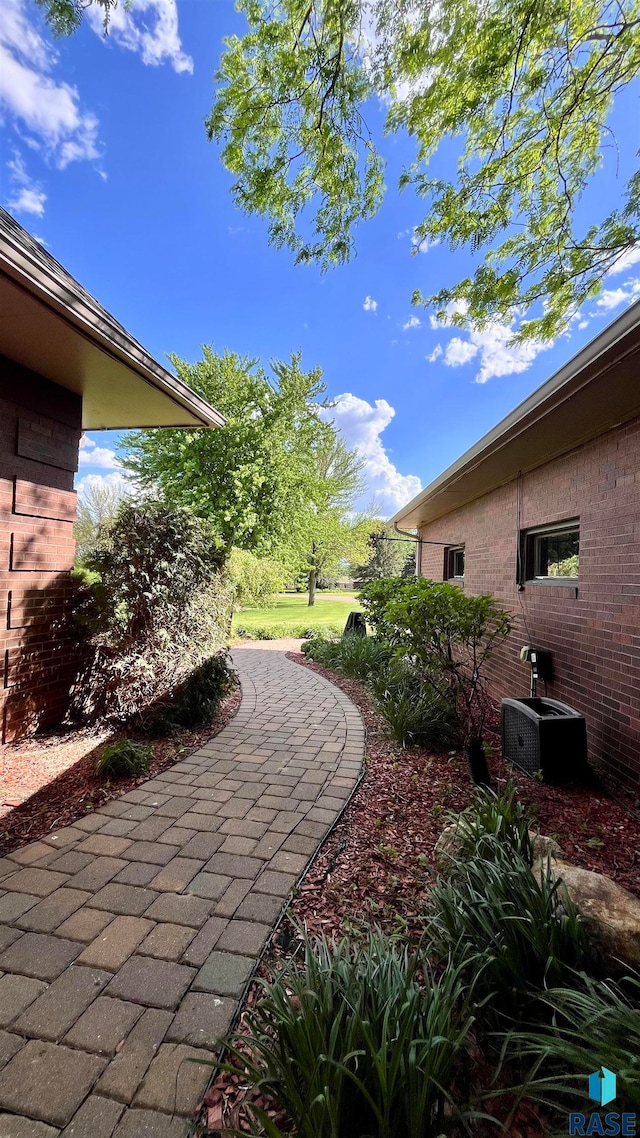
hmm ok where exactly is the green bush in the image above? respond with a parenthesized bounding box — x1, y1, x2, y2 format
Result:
(95, 739, 152, 779)
(238, 623, 342, 640)
(143, 653, 236, 735)
(361, 577, 512, 781)
(358, 577, 406, 641)
(226, 930, 475, 1138)
(424, 837, 591, 1029)
(70, 503, 234, 725)
(373, 658, 458, 750)
(229, 548, 288, 608)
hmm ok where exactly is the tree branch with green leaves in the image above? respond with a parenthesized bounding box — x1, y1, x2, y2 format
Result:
(208, 0, 640, 339)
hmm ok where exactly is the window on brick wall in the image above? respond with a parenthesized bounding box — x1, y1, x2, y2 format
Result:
(522, 519, 579, 582)
(446, 545, 465, 580)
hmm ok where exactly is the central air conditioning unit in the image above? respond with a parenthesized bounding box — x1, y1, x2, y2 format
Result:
(501, 697, 588, 783)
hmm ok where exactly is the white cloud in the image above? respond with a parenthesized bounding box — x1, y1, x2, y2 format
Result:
(78, 434, 121, 470)
(75, 471, 131, 498)
(596, 279, 640, 311)
(402, 315, 422, 331)
(444, 337, 479, 366)
(0, 0, 100, 166)
(397, 226, 439, 253)
(322, 393, 422, 516)
(86, 0, 193, 74)
(7, 185, 46, 216)
(606, 245, 640, 277)
(363, 295, 378, 312)
(5, 153, 46, 216)
(426, 345, 442, 363)
(429, 302, 553, 383)
(0, 0, 99, 166)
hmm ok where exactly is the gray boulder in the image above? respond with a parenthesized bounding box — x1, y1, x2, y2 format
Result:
(552, 860, 640, 970)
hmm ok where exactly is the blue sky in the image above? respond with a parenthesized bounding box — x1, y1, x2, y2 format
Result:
(2, 0, 640, 517)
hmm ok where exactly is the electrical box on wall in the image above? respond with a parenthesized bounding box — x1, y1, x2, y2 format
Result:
(520, 644, 553, 683)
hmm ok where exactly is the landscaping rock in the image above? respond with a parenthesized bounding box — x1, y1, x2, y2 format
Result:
(552, 860, 640, 969)
(433, 820, 562, 871)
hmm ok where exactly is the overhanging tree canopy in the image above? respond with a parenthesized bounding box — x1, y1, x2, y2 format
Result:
(207, 0, 640, 339)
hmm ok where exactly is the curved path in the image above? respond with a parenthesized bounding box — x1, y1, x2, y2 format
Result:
(0, 649, 364, 1137)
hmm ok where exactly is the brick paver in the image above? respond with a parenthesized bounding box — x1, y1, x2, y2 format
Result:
(0, 647, 364, 1135)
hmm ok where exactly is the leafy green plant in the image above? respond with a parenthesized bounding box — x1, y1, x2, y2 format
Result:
(224, 930, 477, 1138)
(229, 548, 288, 609)
(502, 973, 640, 1112)
(70, 503, 234, 725)
(95, 739, 152, 779)
(302, 634, 391, 681)
(448, 784, 534, 867)
(358, 577, 406, 642)
(424, 840, 592, 1031)
(362, 578, 512, 782)
(144, 653, 236, 735)
(373, 658, 458, 750)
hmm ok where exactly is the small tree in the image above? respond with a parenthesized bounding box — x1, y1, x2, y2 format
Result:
(74, 477, 128, 565)
(361, 578, 512, 784)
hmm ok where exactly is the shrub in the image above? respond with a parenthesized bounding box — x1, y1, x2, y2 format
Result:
(424, 838, 591, 1030)
(95, 739, 152, 778)
(363, 578, 512, 783)
(226, 930, 476, 1138)
(70, 503, 234, 725)
(143, 653, 235, 735)
(358, 577, 406, 641)
(229, 548, 288, 608)
(372, 658, 458, 750)
(238, 623, 343, 640)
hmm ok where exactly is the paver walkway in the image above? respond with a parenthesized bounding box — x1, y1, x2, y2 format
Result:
(0, 649, 364, 1138)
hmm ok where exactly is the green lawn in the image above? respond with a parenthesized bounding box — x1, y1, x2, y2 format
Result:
(232, 592, 361, 640)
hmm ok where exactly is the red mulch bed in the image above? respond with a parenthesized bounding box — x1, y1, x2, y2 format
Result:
(289, 652, 640, 927)
(0, 687, 241, 857)
(195, 653, 640, 1136)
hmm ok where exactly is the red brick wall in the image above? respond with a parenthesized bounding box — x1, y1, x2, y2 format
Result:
(0, 357, 82, 742)
(418, 416, 640, 791)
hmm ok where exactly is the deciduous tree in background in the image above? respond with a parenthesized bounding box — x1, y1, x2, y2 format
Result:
(352, 523, 416, 584)
(74, 477, 128, 564)
(122, 348, 329, 555)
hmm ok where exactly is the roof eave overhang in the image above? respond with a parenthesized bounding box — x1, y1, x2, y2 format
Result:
(391, 300, 640, 530)
(0, 223, 225, 431)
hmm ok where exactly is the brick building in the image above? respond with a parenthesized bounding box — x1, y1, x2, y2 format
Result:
(391, 301, 640, 791)
(0, 209, 223, 743)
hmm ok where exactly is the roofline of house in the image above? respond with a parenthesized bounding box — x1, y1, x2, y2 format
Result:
(391, 299, 640, 529)
(0, 214, 225, 430)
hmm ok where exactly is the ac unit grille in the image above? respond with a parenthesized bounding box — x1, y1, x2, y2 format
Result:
(503, 705, 540, 774)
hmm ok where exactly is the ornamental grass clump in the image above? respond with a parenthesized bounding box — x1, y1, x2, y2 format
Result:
(372, 658, 459, 750)
(424, 837, 591, 1033)
(302, 633, 391, 681)
(446, 783, 534, 867)
(225, 930, 478, 1138)
(502, 972, 640, 1113)
(95, 739, 152, 778)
